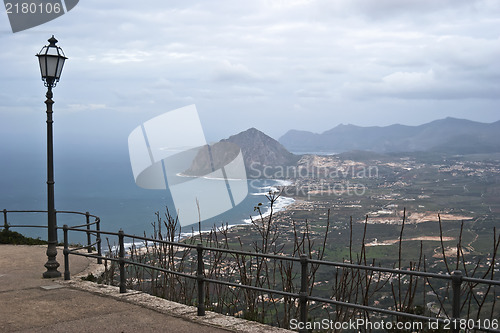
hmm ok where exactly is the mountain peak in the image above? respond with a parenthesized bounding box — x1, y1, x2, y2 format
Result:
(225, 127, 269, 141)
(226, 128, 299, 171)
(245, 127, 260, 133)
(187, 128, 299, 178)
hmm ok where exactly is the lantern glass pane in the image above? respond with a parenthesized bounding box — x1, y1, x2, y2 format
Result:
(46, 46, 59, 57)
(55, 57, 65, 78)
(38, 56, 47, 77)
(45, 56, 59, 78)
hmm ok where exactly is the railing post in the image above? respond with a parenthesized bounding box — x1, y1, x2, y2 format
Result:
(197, 243, 206, 316)
(118, 229, 126, 293)
(299, 254, 309, 332)
(96, 218, 102, 264)
(63, 224, 70, 280)
(85, 212, 91, 253)
(451, 270, 462, 333)
(3, 209, 8, 231)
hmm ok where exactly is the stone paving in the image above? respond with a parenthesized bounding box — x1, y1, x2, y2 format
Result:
(0, 245, 292, 333)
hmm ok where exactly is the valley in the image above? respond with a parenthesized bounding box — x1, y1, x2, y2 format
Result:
(218, 150, 500, 268)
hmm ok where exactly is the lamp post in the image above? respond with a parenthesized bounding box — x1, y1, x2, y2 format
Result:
(36, 36, 67, 278)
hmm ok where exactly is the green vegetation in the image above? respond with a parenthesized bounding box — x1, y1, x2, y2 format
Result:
(0, 229, 47, 245)
(81, 273, 99, 282)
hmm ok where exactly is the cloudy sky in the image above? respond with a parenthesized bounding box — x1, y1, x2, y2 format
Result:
(1, 0, 500, 147)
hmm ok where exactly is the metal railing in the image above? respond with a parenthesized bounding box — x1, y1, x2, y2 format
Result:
(2, 209, 102, 263)
(2, 209, 499, 333)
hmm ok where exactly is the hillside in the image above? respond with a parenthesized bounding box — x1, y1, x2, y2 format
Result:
(185, 128, 299, 178)
(279, 117, 500, 154)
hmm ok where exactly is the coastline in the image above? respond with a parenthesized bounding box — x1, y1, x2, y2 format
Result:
(109, 179, 301, 251)
(178, 179, 298, 241)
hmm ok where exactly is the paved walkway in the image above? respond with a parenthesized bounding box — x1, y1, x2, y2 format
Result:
(0, 245, 290, 333)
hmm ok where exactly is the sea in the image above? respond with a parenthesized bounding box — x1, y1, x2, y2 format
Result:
(0, 148, 294, 245)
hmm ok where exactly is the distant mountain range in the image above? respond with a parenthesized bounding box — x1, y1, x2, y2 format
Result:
(279, 117, 500, 154)
(185, 118, 500, 179)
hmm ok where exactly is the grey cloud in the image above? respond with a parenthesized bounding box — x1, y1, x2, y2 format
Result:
(1, 0, 500, 142)
(211, 60, 262, 82)
(343, 69, 500, 100)
(334, 0, 477, 21)
(295, 88, 333, 99)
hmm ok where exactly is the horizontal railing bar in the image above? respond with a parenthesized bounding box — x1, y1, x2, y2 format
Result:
(72, 228, 300, 261)
(57, 210, 100, 219)
(69, 245, 90, 252)
(69, 220, 99, 228)
(73, 228, 299, 260)
(64, 227, 121, 237)
(4, 224, 48, 229)
(215, 247, 302, 262)
(308, 258, 453, 281)
(118, 233, 199, 250)
(67, 249, 296, 296)
(1, 209, 100, 219)
(67, 250, 115, 262)
(122, 259, 195, 280)
(308, 294, 447, 324)
(59, 227, 99, 235)
(2, 210, 47, 213)
(87, 240, 99, 248)
(203, 277, 298, 298)
(462, 276, 500, 286)
(70, 241, 99, 252)
(68, 250, 195, 280)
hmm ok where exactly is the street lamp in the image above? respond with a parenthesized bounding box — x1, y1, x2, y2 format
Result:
(36, 36, 67, 278)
